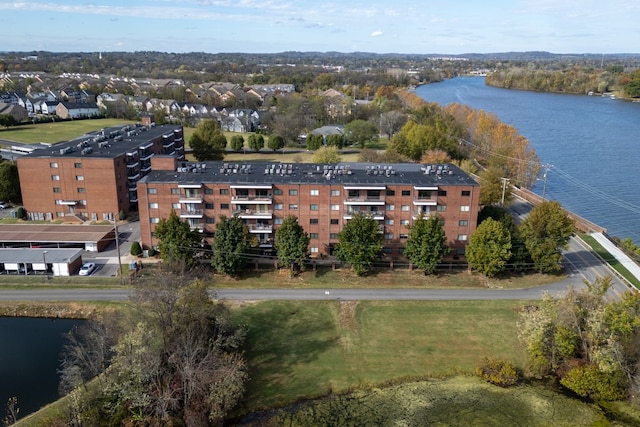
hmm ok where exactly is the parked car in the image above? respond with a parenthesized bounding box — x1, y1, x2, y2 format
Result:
(79, 262, 96, 276)
(0, 202, 6, 209)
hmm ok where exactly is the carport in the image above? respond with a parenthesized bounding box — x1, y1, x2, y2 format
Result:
(0, 248, 84, 276)
(0, 224, 115, 252)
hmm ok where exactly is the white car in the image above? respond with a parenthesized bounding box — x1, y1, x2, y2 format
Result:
(79, 262, 96, 276)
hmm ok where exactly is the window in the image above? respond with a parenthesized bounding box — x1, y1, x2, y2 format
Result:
(330, 233, 339, 239)
(274, 204, 283, 210)
(382, 247, 393, 254)
(77, 188, 85, 193)
(458, 234, 468, 241)
(401, 190, 411, 196)
(330, 190, 340, 196)
(149, 202, 158, 209)
(172, 203, 180, 209)
(330, 204, 340, 211)
(310, 189, 319, 196)
(386, 189, 395, 196)
(56, 212, 65, 217)
(289, 189, 298, 196)
(220, 188, 229, 195)
(274, 189, 283, 195)
(220, 203, 229, 209)
(384, 233, 393, 240)
(438, 190, 447, 196)
(171, 188, 180, 195)
(459, 220, 468, 226)
(401, 205, 410, 211)
(310, 218, 318, 224)
(50, 162, 58, 168)
(274, 218, 283, 225)
(76, 175, 84, 181)
(310, 247, 319, 253)
(205, 203, 214, 209)
(400, 219, 409, 226)
(385, 219, 394, 225)
(204, 188, 213, 194)
(460, 205, 470, 212)
(55, 200, 63, 205)
(399, 233, 409, 239)
(206, 218, 215, 224)
(151, 217, 160, 224)
(74, 162, 82, 168)
(457, 248, 466, 255)
(330, 219, 339, 225)
(53, 187, 61, 193)
(148, 188, 157, 194)
(51, 175, 60, 180)
(289, 204, 298, 210)
(310, 233, 319, 239)
(386, 204, 395, 211)
(436, 205, 446, 212)
(310, 204, 319, 211)
(462, 190, 471, 197)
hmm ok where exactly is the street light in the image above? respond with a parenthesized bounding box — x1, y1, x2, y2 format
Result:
(42, 250, 49, 280)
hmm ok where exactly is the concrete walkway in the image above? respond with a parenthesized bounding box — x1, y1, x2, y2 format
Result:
(590, 232, 640, 287)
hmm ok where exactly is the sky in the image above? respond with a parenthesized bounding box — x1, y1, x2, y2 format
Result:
(2, 0, 639, 55)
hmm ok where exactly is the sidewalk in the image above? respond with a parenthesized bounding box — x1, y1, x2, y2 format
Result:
(590, 232, 640, 286)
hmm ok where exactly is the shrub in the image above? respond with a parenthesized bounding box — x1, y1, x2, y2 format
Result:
(475, 357, 520, 387)
(130, 241, 143, 257)
(560, 364, 627, 401)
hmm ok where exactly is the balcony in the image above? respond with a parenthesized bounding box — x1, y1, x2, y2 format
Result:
(179, 196, 203, 203)
(343, 209, 385, 220)
(233, 208, 273, 219)
(231, 195, 272, 204)
(126, 161, 139, 168)
(180, 209, 204, 218)
(247, 223, 273, 234)
(413, 197, 437, 206)
(344, 196, 385, 206)
(140, 152, 154, 161)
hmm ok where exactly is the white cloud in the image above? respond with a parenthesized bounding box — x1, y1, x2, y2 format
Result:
(370, 30, 383, 37)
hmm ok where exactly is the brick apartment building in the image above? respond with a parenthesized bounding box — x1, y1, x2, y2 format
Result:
(17, 123, 184, 222)
(138, 158, 480, 260)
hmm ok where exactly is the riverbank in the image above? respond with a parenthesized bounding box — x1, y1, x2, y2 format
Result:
(0, 301, 115, 319)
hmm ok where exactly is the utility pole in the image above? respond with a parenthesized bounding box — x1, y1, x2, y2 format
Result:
(500, 177, 510, 206)
(541, 164, 551, 201)
(114, 214, 124, 285)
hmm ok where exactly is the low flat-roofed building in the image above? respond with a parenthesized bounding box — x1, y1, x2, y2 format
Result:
(0, 224, 115, 252)
(0, 248, 83, 276)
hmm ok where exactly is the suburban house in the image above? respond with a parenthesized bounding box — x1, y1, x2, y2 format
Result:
(55, 102, 101, 119)
(137, 159, 480, 260)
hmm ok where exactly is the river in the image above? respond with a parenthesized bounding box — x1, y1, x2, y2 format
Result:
(416, 77, 640, 243)
(0, 317, 82, 421)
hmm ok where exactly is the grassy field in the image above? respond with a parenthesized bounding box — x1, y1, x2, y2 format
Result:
(255, 377, 610, 427)
(0, 119, 138, 144)
(233, 299, 527, 412)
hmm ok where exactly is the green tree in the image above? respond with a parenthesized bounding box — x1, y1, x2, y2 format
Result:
(478, 205, 531, 272)
(335, 212, 383, 276)
(519, 201, 575, 273)
(230, 135, 245, 152)
(212, 216, 250, 276)
(0, 161, 21, 203)
(325, 133, 344, 148)
(247, 133, 264, 152)
(189, 119, 227, 161)
(312, 145, 341, 164)
(466, 218, 512, 277)
(0, 114, 18, 128)
(306, 133, 323, 151)
(274, 215, 310, 274)
(267, 134, 285, 151)
(130, 241, 142, 257)
(479, 166, 512, 206)
(153, 210, 201, 273)
(404, 214, 449, 275)
(344, 119, 378, 148)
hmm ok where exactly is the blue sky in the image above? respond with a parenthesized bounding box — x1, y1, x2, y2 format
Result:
(3, 0, 639, 54)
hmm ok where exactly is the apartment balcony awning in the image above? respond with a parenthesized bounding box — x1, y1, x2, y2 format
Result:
(230, 184, 273, 189)
(178, 183, 203, 189)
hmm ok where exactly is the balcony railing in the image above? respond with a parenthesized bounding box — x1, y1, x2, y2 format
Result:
(344, 196, 385, 205)
(231, 195, 272, 203)
(179, 196, 203, 203)
(233, 208, 273, 218)
(180, 209, 204, 218)
(343, 209, 385, 219)
(247, 224, 273, 233)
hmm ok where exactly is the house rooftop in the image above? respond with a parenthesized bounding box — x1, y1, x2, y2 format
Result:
(140, 161, 478, 187)
(20, 123, 183, 160)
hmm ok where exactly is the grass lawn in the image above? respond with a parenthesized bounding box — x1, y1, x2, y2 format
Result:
(233, 299, 527, 412)
(580, 234, 640, 288)
(0, 118, 137, 144)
